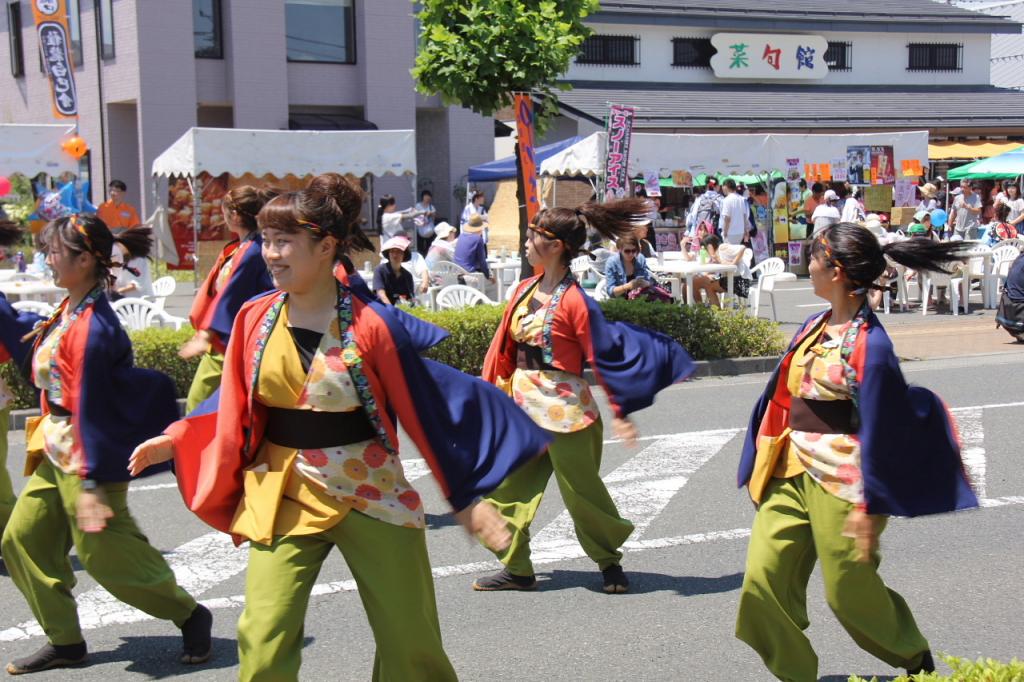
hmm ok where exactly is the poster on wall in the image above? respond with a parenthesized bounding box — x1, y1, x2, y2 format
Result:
(788, 241, 804, 267)
(870, 146, 895, 185)
(643, 169, 662, 197)
(831, 158, 848, 182)
(671, 170, 693, 188)
(846, 146, 871, 185)
(785, 157, 802, 203)
(167, 172, 229, 270)
(863, 185, 894, 213)
(894, 179, 916, 208)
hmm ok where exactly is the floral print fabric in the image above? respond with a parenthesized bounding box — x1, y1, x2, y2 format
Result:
(785, 330, 865, 505)
(506, 284, 598, 433)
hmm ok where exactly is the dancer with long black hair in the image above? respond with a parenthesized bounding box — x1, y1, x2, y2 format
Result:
(735, 223, 979, 681)
(472, 199, 695, 594)
(0, 214, 211, 675)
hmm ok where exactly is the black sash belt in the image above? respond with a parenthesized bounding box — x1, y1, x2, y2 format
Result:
(265, 407, 376, 449)
(515, 343, 556, 371)
(789, 397, 857, 434)
(48, 403, 71, 417)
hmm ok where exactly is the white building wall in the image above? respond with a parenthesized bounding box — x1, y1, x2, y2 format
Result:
(568, 23, 992, 87)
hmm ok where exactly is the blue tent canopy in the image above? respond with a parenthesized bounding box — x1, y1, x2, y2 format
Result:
(467, 136, 582, 182)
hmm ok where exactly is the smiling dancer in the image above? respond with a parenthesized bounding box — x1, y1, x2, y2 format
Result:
(129, 174, 550, 681)
(181, 186, 279, 411)
(735, 223, 979, 681)
(0, 215, 210, 675)
(472, 199, 695, 594)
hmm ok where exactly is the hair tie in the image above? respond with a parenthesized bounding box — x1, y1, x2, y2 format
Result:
(69, 214, 112, 269)
(296, 219, 326, 237)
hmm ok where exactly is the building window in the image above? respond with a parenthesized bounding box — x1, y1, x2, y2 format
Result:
(285, 0, 355, 64)
(824, 41, 851, 72)
(576, 35, 639, 66)
(193, 0, 222, 59)
(96, 0, 114, 60)
(7, 2, 23, 77)
(67, 0, 82, 66)
(671, 37, 713, 68)
(907, 43, 962, 71)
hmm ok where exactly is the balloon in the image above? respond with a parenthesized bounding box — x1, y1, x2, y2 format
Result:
(0, 176, 10, 196)
(930, 208, 948, 228)
(61, 135, 89, 160)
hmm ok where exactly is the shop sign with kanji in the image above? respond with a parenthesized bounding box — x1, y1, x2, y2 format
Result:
(710, 33, 829, 80)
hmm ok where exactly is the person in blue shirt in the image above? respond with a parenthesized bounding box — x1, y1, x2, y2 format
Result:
(604, 235, 653, 298)
(453, 214, 493, 282)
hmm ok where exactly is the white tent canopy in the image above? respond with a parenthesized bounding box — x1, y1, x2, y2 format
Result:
(151, 127, 417, 179)
(540, 131, 929, 179)
(0, 123, 77, 177)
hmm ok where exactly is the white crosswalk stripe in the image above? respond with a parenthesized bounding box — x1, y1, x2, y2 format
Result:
(2, 402, 1022, 641)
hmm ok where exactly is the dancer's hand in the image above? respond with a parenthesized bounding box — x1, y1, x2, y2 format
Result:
(842, 508, 879, 562)
(613, 417, 639, 446)
(76, 488, 114, 533)
(179, 332, 210, 359)
(128, 435, 175, 477)
(454, 501, 511, 552)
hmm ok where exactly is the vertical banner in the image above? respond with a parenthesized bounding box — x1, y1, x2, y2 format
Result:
(32, 0, 78, 119)
(603, 104, 636, 200)
(513, 93, 540, 224)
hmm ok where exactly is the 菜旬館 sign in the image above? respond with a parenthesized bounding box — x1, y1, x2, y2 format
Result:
(710, 33, 829, 80)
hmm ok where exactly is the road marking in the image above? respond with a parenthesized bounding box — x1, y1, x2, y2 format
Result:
(956, 408, 986, 499)
(129, 482, 178, 492)
(796, 303, 830, 308)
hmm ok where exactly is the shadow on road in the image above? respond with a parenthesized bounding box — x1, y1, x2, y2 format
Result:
(535, 569, 744, 596)
(78, 635, 239, 678)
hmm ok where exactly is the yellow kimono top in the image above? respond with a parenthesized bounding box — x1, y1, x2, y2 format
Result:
(506, 286, 599, 433)
(774, 326, 865, 505)
(230, 303, 423, 545)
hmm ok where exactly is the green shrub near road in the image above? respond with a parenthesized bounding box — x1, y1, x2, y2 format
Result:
(849, 654, 1024, 681)
(3, 301, 785, 410)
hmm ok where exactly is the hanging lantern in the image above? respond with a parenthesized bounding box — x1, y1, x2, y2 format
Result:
(61, 135, 89, 160)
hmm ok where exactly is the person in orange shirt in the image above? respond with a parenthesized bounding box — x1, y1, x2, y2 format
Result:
(96, 180, 141, 231)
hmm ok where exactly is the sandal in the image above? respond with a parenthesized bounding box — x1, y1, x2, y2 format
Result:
(472, 569, 537, 591)
(6, 642, 87, 675)
(180, 604, 213, 664)
(602, 564, 630, 594)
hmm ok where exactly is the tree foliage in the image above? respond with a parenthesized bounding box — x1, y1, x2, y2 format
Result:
(412, 0, 598, 132)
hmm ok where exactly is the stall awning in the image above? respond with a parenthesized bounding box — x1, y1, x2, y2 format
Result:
(151, 127, 416, 178)
(0, 123, 77, 177)
(468, 136, 582, 182)
(929, 140, 1024, 160)
(947, 145, 1024, 180)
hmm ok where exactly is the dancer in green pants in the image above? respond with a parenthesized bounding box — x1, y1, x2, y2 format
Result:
(0, 405, 14, 538)
(475, 199, 694, 593)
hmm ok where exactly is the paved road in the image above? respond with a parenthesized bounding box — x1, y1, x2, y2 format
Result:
(1, 352, 1021, 681)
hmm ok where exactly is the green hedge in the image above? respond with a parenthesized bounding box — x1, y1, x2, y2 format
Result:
(3, 302, 785, 411)
(850, 654, 1024, 681)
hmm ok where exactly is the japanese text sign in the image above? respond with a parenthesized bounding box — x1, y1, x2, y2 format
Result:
(604, 104, 636, 200)
(710, 33, 829, 80)
(32, 0, 78, 119)
(514, 94, 541, 224)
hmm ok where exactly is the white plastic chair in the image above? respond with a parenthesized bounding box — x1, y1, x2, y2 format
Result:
(992, 244, 1021, 297)
(12, 300, 55, 317)
(920, 266, 965, 316)
(149, 276, 177, 311)
(435, 284, 495, 310)
(9, 272, 43, 282)
(111, 297, 186, 330)
(996, 237, 1024, 252)
(961, 244, 992, 311)
(748, 257, 787, 320)
(883, 257, 909, 314)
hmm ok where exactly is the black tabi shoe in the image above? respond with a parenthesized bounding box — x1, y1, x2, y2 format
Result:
(6, 642, 87, 675)
(179, 604, 213, 665)
(602, 564, 630, 594)
(472, 569, 537, 591)
(906, 649, 936, 675)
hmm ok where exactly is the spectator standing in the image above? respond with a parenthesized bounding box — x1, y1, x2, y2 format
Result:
(803, 183, 825, 221)
(413, 190, 437, 256)
(917, 183, 939, 212)
(996, 182, 1024, 228)
(720, 179, 748, 245)
(691, 178, 723, 236)
(840, 186, 865, 224)
(97, 180, 142, 231)
(426, 222, 458, 268)
(950, 181, 982, 240)
(454, 214, 492, 281)
(461, 191, 490, 244)
(811, 190, 842, 234)
(377, 195, 424, 241)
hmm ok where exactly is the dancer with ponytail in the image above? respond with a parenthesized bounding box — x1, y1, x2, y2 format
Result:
(128, 173, 550, 681)
(182, 186, 279, 411)
(472, 199, 695, 594)
(0, 215, 211, 675)
(735, 223, 979, 681)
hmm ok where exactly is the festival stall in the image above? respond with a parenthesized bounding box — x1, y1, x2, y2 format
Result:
(540, 130, 929, 269)
(150, 127, 417, 275)
(947, 145, 1024, 181)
